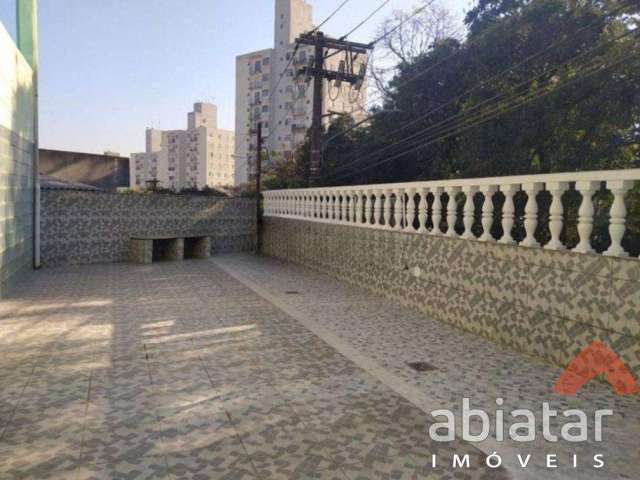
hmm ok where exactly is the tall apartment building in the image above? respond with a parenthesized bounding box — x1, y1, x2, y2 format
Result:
(130, 103, 235, 190)
(235, 0, 368, 185)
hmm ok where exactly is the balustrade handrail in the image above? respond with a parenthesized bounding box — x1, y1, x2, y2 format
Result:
(262, 168, 640, 259)
(263, 169, 640, 194)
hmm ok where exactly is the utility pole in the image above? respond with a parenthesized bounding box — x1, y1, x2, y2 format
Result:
(295, 32, 372, 186)
(310, 33, 324, 186)
(255, 122, 263, 254)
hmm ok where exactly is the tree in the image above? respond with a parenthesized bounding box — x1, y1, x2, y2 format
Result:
(281, 0, 639, 183)
(369, 1, 462, 101)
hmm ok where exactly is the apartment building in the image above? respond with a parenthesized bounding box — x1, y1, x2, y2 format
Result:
(130, 103, 235, 190)
(235, 0, 368, 185)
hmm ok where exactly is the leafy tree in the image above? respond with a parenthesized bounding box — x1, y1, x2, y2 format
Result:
(272, 0, 640, 251)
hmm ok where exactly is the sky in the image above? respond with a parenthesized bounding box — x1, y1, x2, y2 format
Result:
(1, 0, 472, 156)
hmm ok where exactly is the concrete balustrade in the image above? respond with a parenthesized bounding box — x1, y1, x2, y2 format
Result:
(263, 169, 640, 258)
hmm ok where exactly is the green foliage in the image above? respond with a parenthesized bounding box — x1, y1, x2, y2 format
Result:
(268, 0, 639, 253)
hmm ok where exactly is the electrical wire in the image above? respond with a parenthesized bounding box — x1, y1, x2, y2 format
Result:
(269, 43, 300, 102)
(328, 37, 638, 182)
(325, 7, 637, 173)
(264, 0, 357, 144)
(312, 0, 353, 33)
(328, 0, 636, 145)
(340, 0, 391, 40)
(369, 0, 436, 46)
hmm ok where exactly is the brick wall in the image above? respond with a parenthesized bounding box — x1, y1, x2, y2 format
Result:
(263, 217, 640, 378)
(41, 190, 256, 266)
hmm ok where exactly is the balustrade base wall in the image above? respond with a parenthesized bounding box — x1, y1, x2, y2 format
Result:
(263, 217, 640, 377)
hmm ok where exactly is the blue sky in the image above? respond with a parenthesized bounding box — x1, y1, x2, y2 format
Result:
(2, 0, 472, 156)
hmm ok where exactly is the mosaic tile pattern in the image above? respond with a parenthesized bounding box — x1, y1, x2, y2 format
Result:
(216, 252, 640, 480)
(1, 260, 507, 479)
(262, 217, 640, 377)
(40, 190, 256, 266)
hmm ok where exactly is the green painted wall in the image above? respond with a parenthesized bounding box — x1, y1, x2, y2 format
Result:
(0, 13, 36, 296)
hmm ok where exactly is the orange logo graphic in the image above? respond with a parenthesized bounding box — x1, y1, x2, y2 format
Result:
(554, 341, 639, 396)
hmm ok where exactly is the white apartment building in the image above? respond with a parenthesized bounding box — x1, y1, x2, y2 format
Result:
(130, 103, 235, 190)
(235, 0, 368, 185)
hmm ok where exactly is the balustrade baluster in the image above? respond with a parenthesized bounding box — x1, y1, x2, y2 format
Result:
(461, 186, 477, 240)
(320, 192, 329, 220)
(521, 182, 542, 248)
(431, 188, 443, 234)
(499, 184, 518, 244)
(364, 191, 372, 225)
(604, 180, 633, 257)
(393, 189, 404, 230)
(480, 186, 497, 242)
(405, 188, 416, 232)
(373, 190, 382, 227)
(574, 181, 598, 254)
(545, 182, 568, 250)
(445, 187, 460, 237)
(417, 188, 428, 233)
(351, 192, 357, 223)
(324, 192, 329, 220)
(383, 189, 393, 229)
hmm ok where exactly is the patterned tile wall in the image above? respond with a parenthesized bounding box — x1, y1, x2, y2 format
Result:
(263, 217, 640, 377)
(41, 191, 256, 266)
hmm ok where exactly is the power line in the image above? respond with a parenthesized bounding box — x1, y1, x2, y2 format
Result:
(369, 0, 435, 46)
(329, 39, 638, 182)
(324, 0, 436, 61)
(265, 0, 362, 145)
(325, 15, 637, 176)
(269, 43, 300, 102)
(312, 0, 352, 33)
(332, 54, 635, 182)
(340, 0, 391, 40)
(327, 0, 635, 145)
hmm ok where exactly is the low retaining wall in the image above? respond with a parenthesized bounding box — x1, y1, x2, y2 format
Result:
(41, 190, 256, 266)
(263, 217, 640, 377)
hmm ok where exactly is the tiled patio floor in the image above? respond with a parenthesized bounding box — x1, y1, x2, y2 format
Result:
(0, 255, 637, 479)
(1, 259, 501, 480)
